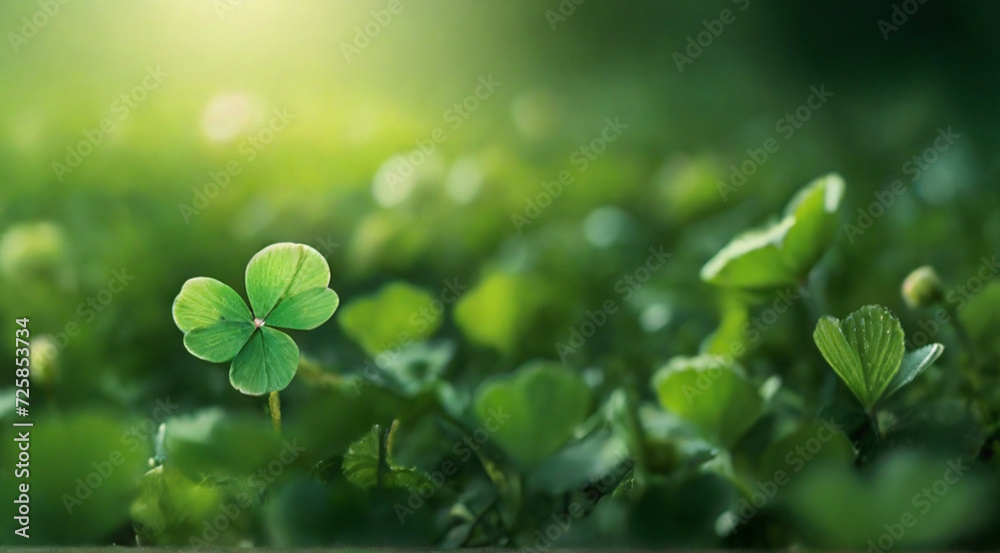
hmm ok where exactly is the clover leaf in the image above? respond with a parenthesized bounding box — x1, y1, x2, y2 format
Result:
(652, 354, 763, 448)
(338, 281, 442, 356)
(472, 361, 591, 468)
(342, 423, 431, 491)
(813, 305, 943, 412)
(172, 243, 340, 396)
(701, 173, 844, 289)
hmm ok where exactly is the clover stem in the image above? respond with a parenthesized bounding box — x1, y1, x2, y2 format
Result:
(867, 409, 883, 442)
(269, 391, 282, 434)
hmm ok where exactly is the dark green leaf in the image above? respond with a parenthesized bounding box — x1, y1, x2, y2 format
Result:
(884, 343, 944, 399)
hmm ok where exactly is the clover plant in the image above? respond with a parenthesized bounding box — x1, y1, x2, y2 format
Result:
(172, 243, 339, 426)
(813, 305, 943, 414)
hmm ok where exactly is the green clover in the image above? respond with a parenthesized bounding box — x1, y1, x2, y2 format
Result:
(813, 305, 943, 413)
(172, 242, 340, 396)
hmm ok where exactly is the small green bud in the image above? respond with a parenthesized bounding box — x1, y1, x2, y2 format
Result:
(902, 266, 945, 308)
(29, 335, 60, 387)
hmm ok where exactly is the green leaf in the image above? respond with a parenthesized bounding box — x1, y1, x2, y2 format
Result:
(229, 327, 300, 395)
(338, 281, 440, 356)
(529, 430, 629, 494)
(472, 361, 591, 467)
(780, 173, 845, 271)
(454, 272, 547, 353)
(266, 287, 340, 330)
(183, 321, 255, 363)
(172, 277, 252, 332)
(700, 219, 798, 289)
(789, 453, 990, 548)
(813, 305, 905, 411)
(701, 173, 844, 289)
(172, 278, 256, 362)
(342, 424, 431, 491)
(883, 343, 944, 400)
(245, 242, 338, 327)
(376, 340, 455, 396)
(651, 355, 763, 448)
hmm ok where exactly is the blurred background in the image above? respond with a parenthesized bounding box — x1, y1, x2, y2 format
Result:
(1, 0, 999, 548)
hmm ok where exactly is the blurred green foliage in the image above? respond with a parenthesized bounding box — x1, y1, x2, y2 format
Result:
(1, 0, 1000, 549)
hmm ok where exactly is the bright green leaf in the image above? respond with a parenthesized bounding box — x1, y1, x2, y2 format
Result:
(455, 272, 547, 353)
(183, 321, 255, 362)
(172, 277, 252, 332)
(338, 281, 440, 356)
(701, 173, 844, 289)
(245, 242, 335, 321)
(813, 305, 905, 411)
(266, 287, 340, 330)
(651, 355, 762, 448)
(780, 173, 845, 271)
(883, 343, 944, 400)
(700, 219, 797, 289)
(229, 327, 299, 396)
(472, 361, 591, 467)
